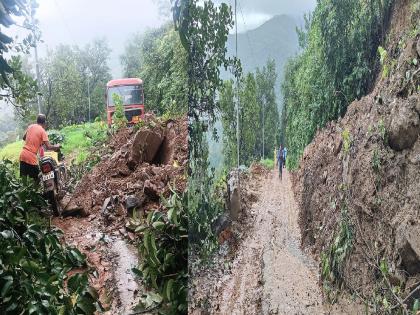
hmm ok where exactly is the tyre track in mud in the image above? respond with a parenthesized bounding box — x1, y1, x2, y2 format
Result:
(213, 170, 324, 315)
(53, 216, 141, 315)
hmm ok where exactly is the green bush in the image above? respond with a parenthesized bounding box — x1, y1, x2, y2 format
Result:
(111, 94, 128, 130)
(0, 160, 99, 314)
(260, 159, 274, 169)
(47, 130, 65, 145)
(129, 190, 187, 314)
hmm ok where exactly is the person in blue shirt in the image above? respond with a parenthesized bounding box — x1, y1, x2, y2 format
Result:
(276, 145, 284, 179)
(283, 147, 288, 168)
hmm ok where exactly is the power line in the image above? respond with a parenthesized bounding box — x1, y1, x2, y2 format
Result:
(52, 0, 77, 45)
(237, 0, 258, 70)
(30, 3, 42, 114)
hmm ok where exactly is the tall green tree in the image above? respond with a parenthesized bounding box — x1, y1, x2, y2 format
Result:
(219, 60, 279, 168)
(282, 0, 393, 169)
(0, 0, 38, 107)
(239, 72, 259, 164)
(256, 59, 279, 159)
(120, 25, 188, 115)
(219, 79, 236, 168)
(19, 39, 112, 128)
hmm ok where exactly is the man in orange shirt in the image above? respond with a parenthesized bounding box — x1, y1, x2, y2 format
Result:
(19, 114, 60, 183)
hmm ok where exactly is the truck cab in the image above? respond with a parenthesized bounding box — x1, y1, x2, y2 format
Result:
(106, 78, 145, 126)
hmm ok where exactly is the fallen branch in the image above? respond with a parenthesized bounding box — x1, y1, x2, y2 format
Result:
(390, 283, 420, 311)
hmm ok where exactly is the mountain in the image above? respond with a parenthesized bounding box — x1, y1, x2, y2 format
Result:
(224, 14, 300, 109)
(209, 15, 300, 168)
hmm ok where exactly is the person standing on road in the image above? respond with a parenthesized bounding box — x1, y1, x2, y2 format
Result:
(277, 145, 284, 179)
(19, 114, 60, 184)
(283, 146, 288, 168)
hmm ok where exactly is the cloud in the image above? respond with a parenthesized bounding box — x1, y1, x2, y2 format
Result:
(35, 0, 169, 77)
(234, 12, 272, 33)
(218, 0, 316, 32)
(237, 0, 316, 15)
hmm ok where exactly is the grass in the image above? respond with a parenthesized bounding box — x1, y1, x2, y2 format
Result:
(60, 122, 107, 158)
(0, 121, 108, 164)
(260, 158, 275, 169)
(0, 140, 24, 162)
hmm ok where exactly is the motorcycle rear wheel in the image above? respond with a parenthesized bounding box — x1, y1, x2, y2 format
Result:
(45, 190, 60, 216)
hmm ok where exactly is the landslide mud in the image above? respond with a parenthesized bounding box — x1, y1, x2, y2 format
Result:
(53, 216, 141, 314)
(190, 169, 364, 314)
(53, 115, 188, 314)
(293, 0, 420, 307)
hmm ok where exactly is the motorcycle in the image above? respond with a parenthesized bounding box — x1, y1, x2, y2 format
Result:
(39, 150, 67, 216)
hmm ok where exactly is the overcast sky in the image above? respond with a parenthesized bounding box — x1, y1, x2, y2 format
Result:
(221, 0, 316, 31)
(32, 0, 316, 77)
(34, 0, 168, 77)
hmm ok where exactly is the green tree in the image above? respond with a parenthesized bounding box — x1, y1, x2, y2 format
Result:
(173, 0, 239, 253)
(120, 25, 188, 116)
(219, 61, 279, 168)
(256, 59, 279, 159)
(219, 79, 236, 168)
(19, 39, 112, 128)
(282, 0, 393, 169)
(0, 0, 39, 107)
(239, 72, 259, 165)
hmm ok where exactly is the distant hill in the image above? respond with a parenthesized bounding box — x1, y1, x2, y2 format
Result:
(210, 15, 300, 168)
(224, 14, 300, 111)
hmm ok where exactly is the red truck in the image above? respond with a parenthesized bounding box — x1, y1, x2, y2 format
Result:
(106, 78, 145, 126)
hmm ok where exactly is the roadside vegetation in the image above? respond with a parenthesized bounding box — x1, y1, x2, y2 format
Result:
(130, 191, 188, 314)
(0, 160, 99, 314)
(0, 121, 107, 165)
(282, 0, 393, 169)
(220, 60, 280, 169)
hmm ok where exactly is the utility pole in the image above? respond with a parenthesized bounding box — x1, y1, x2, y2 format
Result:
(262, 98, 265, 159)
(235, 0, 241, 212)
(87, 75, 91, 122)
(30, 2, 42, 114)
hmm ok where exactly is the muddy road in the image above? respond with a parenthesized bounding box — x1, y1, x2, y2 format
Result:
(191, 169, 363, 315)
(216, 170, 323, 314)
(53, 215, 141, 314)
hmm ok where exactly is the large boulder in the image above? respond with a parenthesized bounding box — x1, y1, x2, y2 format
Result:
(125, 194, 146, 216)
(227, 170, 241, 221)
(388, 101, 419, 151)
(396, 222, 420, 275)
(211, 213, 232, 236)
(128, 128, 164, 169)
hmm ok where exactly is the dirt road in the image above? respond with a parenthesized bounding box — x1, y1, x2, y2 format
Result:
(190, 169, 364, 315)
(213, 169, 324, 314)
(53, 215, 141, 314)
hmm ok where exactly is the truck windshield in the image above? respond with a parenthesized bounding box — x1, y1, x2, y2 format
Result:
(107, 85, 143, 106)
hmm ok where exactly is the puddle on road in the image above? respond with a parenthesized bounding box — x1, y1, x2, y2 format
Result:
(110, 238, 140, 314)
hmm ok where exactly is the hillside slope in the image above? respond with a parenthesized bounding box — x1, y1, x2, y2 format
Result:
(225, 15, 299, 108)
(226, 15, 298, 74)
(293, 0, 420, 310)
